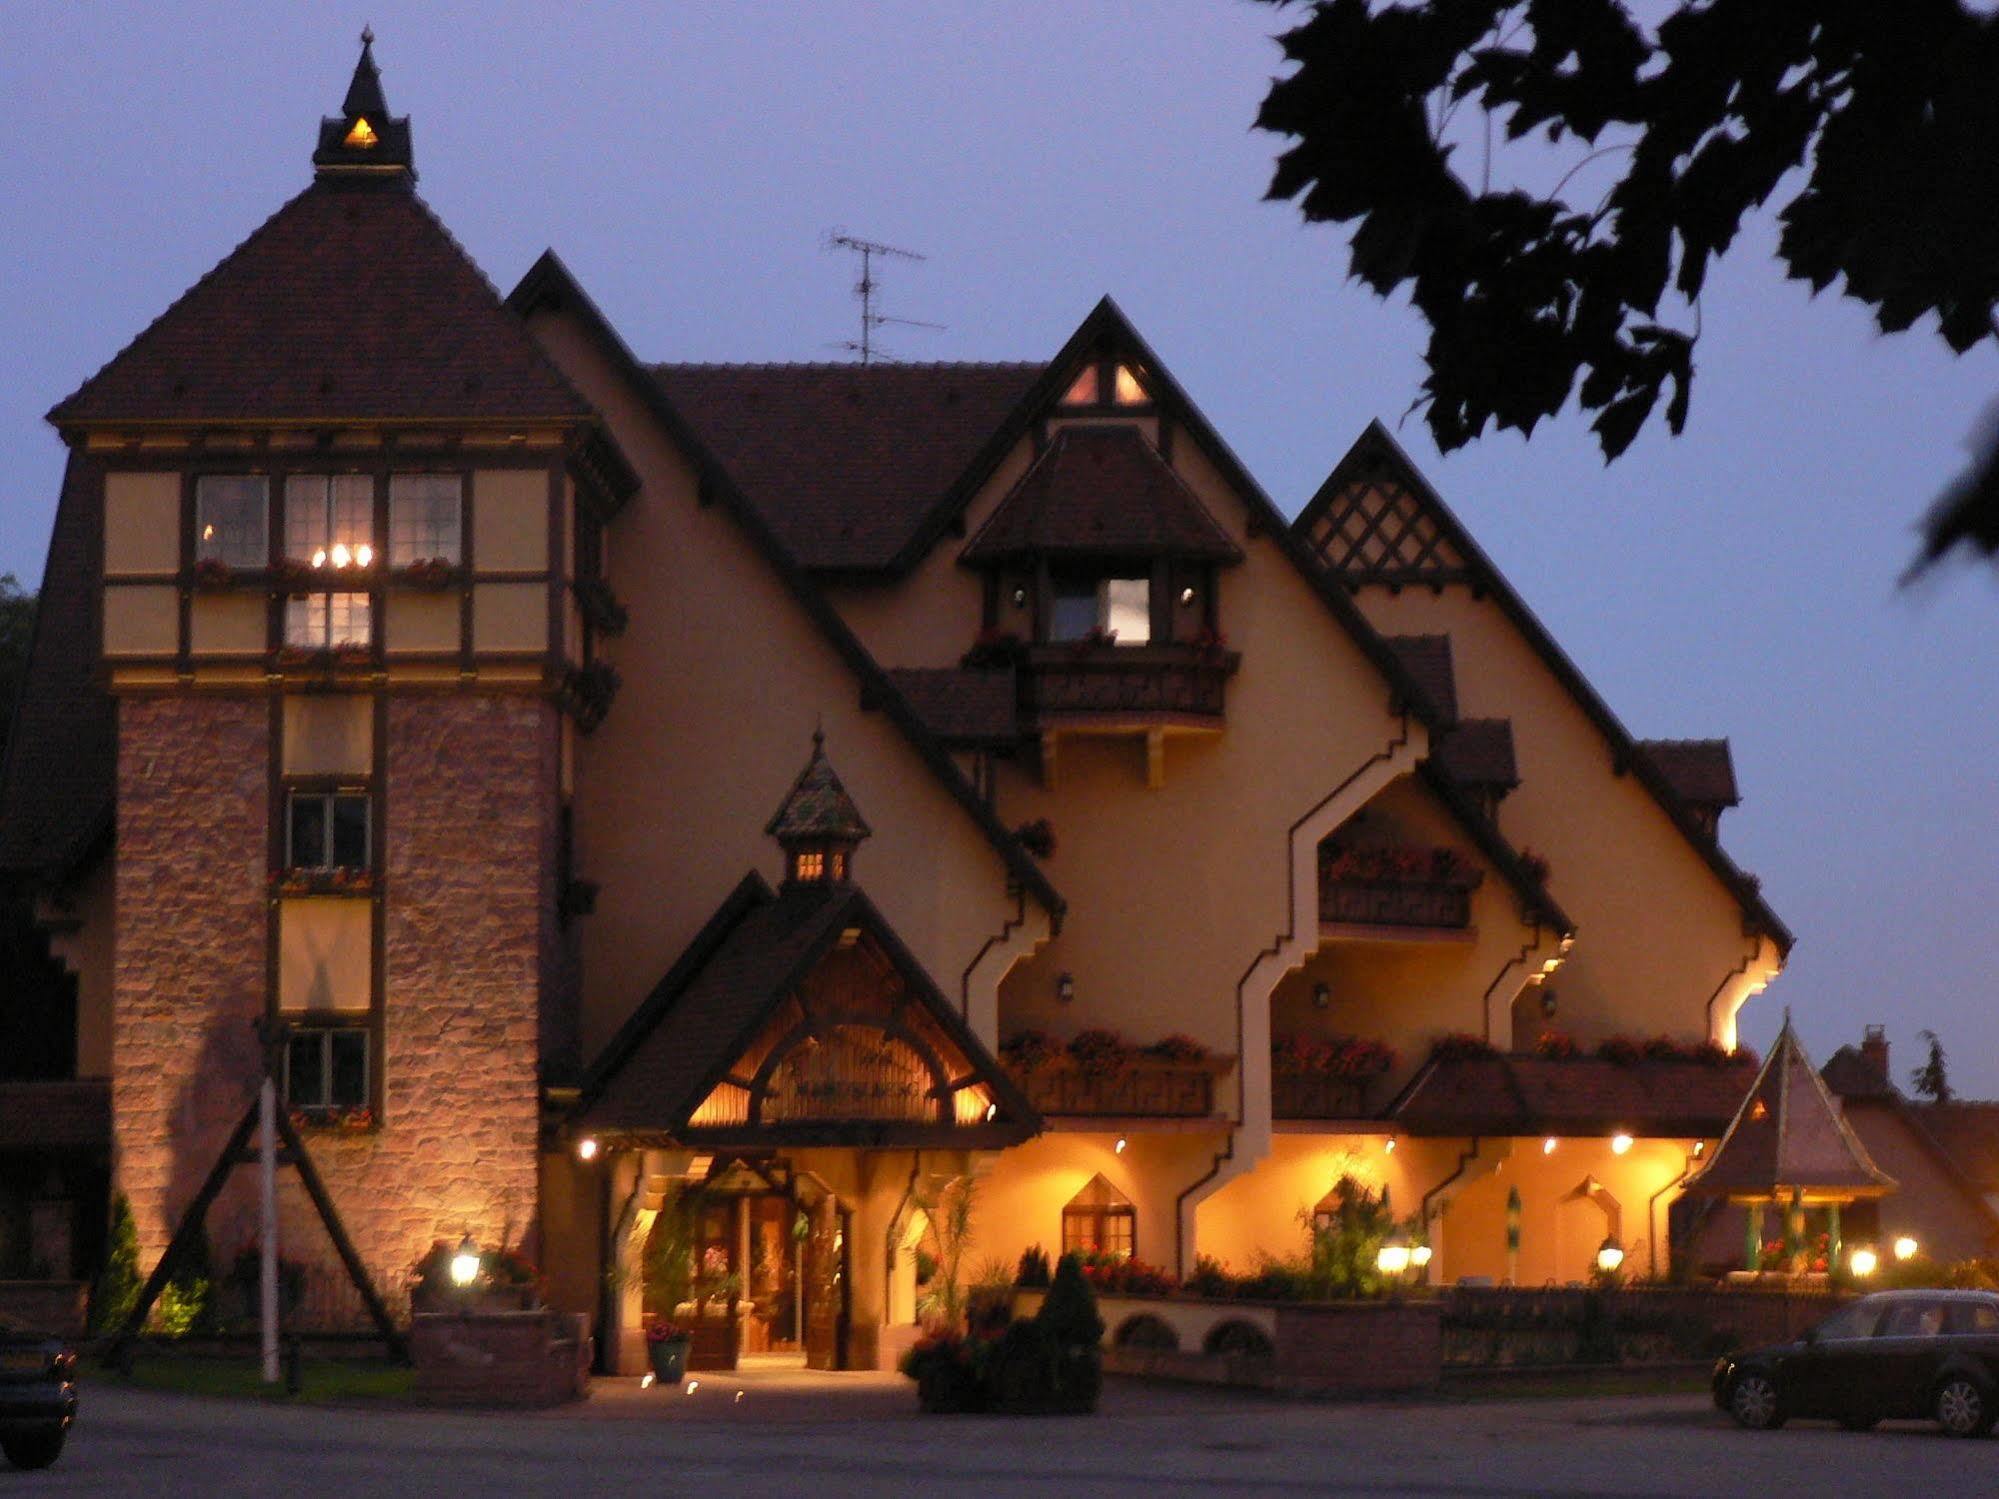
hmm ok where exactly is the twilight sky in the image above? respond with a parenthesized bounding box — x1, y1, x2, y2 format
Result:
(7, 4, 1997, 1093)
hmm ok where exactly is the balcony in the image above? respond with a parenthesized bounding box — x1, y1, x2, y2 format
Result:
(1000, 1034, 1236, 1121)
(1271, 1035, 1396, 1122)
(1318, 847, 1482, 935)
(1018, 642, 1239, 728)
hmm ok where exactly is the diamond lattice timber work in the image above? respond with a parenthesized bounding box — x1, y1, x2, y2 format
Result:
(1302, 467, 1472, 585)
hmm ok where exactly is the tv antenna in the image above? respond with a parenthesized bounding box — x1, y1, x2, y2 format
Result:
(824, 231, 943, 363)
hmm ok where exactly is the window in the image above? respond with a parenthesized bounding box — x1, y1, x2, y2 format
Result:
(1811, 1301, 1882, 1343)
(1879, 1301, 1945, 1339)
(1947, 1301, 1999, 1335)
(389, 473, 463, 566)
(1049, 573, 1151, 645)
(195, 476, 269, 568)
(287, 790, 370, 871)
(285, 1027, 369, 1113)
(285, 474, 375, 570)
(285, 592, 373, 649)
(1112, 364, 1147, 405)
(1062, 1174, 1136, 1260)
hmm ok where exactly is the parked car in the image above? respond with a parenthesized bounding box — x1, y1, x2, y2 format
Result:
(1713, 1289, 1999, 1437)
(0, 1328, 78, 1470)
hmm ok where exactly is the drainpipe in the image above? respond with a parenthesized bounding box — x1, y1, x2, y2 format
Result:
(1647, 1150, 1700, 1280)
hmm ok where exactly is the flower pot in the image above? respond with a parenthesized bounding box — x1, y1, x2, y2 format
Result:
(648, 1335, 692, 1383)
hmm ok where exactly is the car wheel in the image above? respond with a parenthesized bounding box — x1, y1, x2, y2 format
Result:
(0, 1425, 67, 1470)
(1935, 1377, 1994, 1438)
(1729, 1372, 1784, 1430)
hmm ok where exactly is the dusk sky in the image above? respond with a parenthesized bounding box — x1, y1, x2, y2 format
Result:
(7, 4, 1997, 1092)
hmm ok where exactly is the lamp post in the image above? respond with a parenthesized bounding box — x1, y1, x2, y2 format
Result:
(1849, 1245, 1879, 1279)
(1377, 1230, 1412, 1288)
(1595, 1235, 1625, 1282)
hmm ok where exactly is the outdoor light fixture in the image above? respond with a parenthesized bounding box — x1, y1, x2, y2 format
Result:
(1377, 1233, 1412, 1276)
(1383, 1137, 1396, 1154)
(1894, 1236, 1919, 1262)
(1850, 1246, 1879, 1278)
(1540, 988, 1558, 1019)
(449, 1235, 480, 1287)
(1056, 972, 1075, 1003)
(576, 1136, 599, 1162)
(1692, 1141, 1706, 1158)
(1312, 983, 1331, 1010)
(1012, 586, 1027, 607)
(1179, 586, 1196, 607)
(984, 1103, 998, 1122)
(1611, 1134, 1633, 1155)
(1410, 1244, 1432, 1269)
(1543, 1137, 1558, 1155)
(1114, 1136, 1127, 1155)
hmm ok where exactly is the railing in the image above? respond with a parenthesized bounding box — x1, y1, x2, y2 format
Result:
(1319, 879, 1474, 930)
(1018, 643, 1239, 723)
(1006, 1057, 1234, 1118)
(1270, 1070, 1384, 1120)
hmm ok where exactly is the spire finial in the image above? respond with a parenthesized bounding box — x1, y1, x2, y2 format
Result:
(361, 25, 374, 47)
(315, 30, 414, 180)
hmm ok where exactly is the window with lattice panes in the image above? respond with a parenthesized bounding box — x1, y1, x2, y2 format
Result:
(1061, 1174, 1136, 1260)
(195, 476, 270, 568)
(284, 592, 372, 649)
(1049, 572, 1151, 645)
(285, 474, 375, 571)
(287, 789, 370, 871)
(285, 1027, 370, 1114)
(389, 473, 463, 567)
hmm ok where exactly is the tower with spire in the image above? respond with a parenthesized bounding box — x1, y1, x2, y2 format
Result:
(313, 28, 414, 179)
(766, 730, 872, 888)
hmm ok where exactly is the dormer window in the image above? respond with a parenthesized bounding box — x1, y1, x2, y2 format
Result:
(344, 117, 377, 149)
(1051, 571, 1151, 645)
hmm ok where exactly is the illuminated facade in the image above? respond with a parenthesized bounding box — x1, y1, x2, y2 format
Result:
(1, 39, 1794, 1368)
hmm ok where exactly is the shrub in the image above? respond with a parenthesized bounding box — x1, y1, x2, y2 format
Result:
(1596, 1036, 1642, 1067)
(1640, 1034, 1684, 1061)
(1036, 1253, 1105, 1412)
(1535, 1029, 1580, 1060)
(988, 1318, 1063, 1413)
(1430, 1032, 1498, 1061)
(900, 1331, 988, 1414)
(90, 1195, 142, 1334)
(1185, 1255, 1235, 1300)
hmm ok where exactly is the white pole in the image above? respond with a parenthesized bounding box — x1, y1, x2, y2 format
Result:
(259, 1075, 279, 1385)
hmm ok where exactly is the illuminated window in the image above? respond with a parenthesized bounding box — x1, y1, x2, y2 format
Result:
(1050, 573, 1151, 645)
(285, 592, 373, 650)
(1112, 364, 1147, 405)
(794, 850, 825, 882)
(285, 1027, 369, 1114)
(195, 476, 269, 568)
(1062, 1174, 1136, 1260)
(287, 790, 370, 871)
(389, 474, 464, 566)
(1060, 366, 1100, 406)
(286, 474, 375, 570)
(344, 117, 378, 149)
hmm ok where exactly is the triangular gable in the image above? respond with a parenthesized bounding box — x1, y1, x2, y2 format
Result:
(506, 251, 1062, 923)
(50, 181, 591, 430)
(1685, 1019, 1893, 1200)
(574, 876, 1038, 1149)
(1295, 421, 1793, 955)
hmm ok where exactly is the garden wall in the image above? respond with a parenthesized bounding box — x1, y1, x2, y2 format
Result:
(1441, 1285, 1853, 1368)
(0, 1281, 87, 1336)
(410, 1309, 591, 1407)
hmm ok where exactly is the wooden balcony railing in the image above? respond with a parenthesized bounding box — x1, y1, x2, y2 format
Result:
(1270, 1070, 1386, 1121)
(1005, 1056, 1235, 1118)
(1018, 643, 1239, 725)
(1319, 878, 1476, 930)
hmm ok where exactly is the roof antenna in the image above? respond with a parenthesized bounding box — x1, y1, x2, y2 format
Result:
(823, 231, 943, 364)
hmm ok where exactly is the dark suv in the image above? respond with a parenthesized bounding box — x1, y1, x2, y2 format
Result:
(0, 1328, 78, 1470)
(1714, 1289, 1999, 1437)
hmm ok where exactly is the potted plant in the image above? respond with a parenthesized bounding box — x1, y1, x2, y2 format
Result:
(645, 1316, 693, 1383)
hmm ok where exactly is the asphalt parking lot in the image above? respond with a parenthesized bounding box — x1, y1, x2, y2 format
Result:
(21, 1372, 1999, 1497)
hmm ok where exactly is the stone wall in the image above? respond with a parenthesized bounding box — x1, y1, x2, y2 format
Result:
(113, 696, 269, 1264)
(113, 692, 556, 1320)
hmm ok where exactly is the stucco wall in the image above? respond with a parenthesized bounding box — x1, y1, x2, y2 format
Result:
(521, 307, 1048, 1064)
(1357, 587, 1780, 1047)
(1843, 1100, 1999, 1262)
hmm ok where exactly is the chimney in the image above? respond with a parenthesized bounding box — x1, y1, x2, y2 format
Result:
(1861, 1025, 1890, 1089)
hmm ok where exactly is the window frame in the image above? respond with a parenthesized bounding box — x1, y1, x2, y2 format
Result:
(388, 472, 466, 569)
(283, 590, 374, 651)
(1046, 566, 1153, 646)
(1061, 1201, 1136, 1260)
(284, 785, 372, 873)
(282, 1024, 372, 1117)
(194, 475, 271, 570)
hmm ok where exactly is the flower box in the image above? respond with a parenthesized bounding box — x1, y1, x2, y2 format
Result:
(1005, 1055, 1234, 1118)
(1319, 879, 1475, 930)
(394, 557, 462, 591)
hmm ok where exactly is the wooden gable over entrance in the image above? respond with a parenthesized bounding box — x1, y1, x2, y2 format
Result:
(573, 874, 1038, 1150)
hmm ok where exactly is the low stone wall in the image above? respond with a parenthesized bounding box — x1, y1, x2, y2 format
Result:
(411, 1310, 591, 1407)
(1018, 1289, 1441, 1396)
(0, 1281, 88, 1337)
(1441, 1285, 1853, 1368)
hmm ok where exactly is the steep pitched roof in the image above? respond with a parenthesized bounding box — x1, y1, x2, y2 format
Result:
(507, 252, 1063, 920)
(573, 873, 1036, 1146)
(765, 731, 872, 843)
(0, 454, 115, 879)
(650, 362, 1042, 573)
(1385, 635, 1457, 722)
(1391, 1053, 1759, 1138)
(1911, 1103, 1999, 1194)
(960, 425, 1242, 564)
(1685, 1019, 1894, 1199)
(1433, 719, 1518, 792)
(1295, 422, 1793, 955)
(1639, 739, 1740, 810)
(48, 178, 591, 429)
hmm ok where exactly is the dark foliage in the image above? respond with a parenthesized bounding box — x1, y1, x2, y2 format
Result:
(1255, 1, 1999, 571)
(1911, 1028, 1952, 1103)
